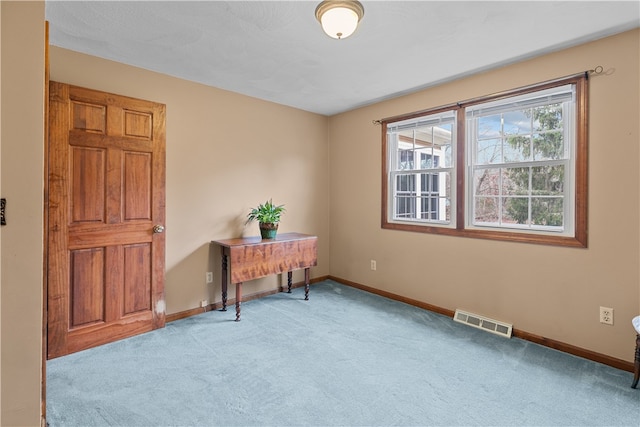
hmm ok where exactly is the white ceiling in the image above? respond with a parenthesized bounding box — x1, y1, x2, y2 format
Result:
(46, 1, 640, 116)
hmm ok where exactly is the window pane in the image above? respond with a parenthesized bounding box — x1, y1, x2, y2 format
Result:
(532, 103, 564, 161)
(533, 104, 563, 131)
(476, 138, 502, 164)
(395, 124, 453, 171)
(503, 167, 530, 196)
(441, 196, 451, 222)
(474, 168, 500, 196)
(421, 172, 442, 193)
(395, 174, 415, 219)
(434, 123, 453, 168)
(503, 197, 530, 225)
(442, 140, 453, 169)
(418, 152, 437, 168)
(420, 196, 439, 220)
(395, 195, 415, 218)
(503, 135, 531, 163)
(531, 198, 563, 226)
(398, 149, 414, 170)
(474, 196, 499, 223)
(533, 131, 564, 161)
(393, 171, 450, 222)
(411, 124, 452, 169)
(531, 165, 564, 195)
(503, 110, 532, 135)
(477, 114, 501, 139)
(439, 172, 452, 222)
(395, 174, 415, 192)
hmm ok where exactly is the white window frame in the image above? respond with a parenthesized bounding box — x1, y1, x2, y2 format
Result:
(465, 84, 576, 237)
(386, 110, 456, 228)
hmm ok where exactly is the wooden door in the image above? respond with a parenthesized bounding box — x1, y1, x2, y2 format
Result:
(47, 82, 166, 359)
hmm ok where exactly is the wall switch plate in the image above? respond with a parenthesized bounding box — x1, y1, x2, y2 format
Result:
(206, 272, 213, 283)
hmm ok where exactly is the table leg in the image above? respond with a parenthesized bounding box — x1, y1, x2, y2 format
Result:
(220, 252, 228, 311)
(235, 282, 242, 322)
(632, 333, 640, 389)
(287, 271, 293, 293)
(304, 268, 310, 301)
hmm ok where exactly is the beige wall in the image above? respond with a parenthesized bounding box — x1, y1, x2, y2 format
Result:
(328, 29, 640, 362)
(1, 2, 638, 424)
(49, 46, 331, 315)
(0, 1, 45, 425)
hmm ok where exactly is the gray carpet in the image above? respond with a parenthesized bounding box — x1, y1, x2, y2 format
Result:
(46, 280, 639, 426)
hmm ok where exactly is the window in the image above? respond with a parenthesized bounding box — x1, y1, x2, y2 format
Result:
(382, 74, 588, 247)
(387, 110, 455, 224)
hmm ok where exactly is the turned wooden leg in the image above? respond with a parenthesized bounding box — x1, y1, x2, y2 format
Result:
(632, 333, 640, 389)
(235, 282, 242, 322)
(220, 253, 228, 311)
(287, 271, 293, 293)
(304, 268, 310, 301)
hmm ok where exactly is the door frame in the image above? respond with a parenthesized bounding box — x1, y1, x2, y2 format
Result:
(42, 20, 50, 424)
(41, 34, 167, 422)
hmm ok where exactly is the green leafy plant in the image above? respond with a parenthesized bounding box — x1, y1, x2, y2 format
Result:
(246, 199, 285, 225)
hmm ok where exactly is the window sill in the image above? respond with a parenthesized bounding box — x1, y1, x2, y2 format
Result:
(382, 221, 587, 248)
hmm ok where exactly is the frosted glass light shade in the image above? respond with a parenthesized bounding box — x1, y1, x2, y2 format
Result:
(315, 1, 364, 40)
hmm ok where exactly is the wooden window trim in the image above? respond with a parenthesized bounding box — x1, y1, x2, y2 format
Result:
(381, 74, 588, 248)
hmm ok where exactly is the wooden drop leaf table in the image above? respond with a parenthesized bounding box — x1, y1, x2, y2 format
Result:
(211, 232, 318, 321)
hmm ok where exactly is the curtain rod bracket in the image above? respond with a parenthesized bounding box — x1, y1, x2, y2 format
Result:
(588, 65, 603, 75)
(372, 119, 382, 125)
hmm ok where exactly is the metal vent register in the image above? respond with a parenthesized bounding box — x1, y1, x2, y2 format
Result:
(453, 309, 512, 338)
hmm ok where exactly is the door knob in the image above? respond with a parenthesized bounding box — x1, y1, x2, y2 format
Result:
(153, 224, 165, 234)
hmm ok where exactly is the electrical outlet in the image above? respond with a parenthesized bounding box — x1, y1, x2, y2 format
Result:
(599, 306, 614, 325)
(200, 299, 208, 308)
(370, 260, 377, 271)
(206, 272, 213, 283)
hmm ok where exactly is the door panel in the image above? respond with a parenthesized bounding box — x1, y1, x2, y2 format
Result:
(70, 248, 105, 328)
(71, 146, 106, 223)
(123, 151, 152, 220)
(123, 243, 152, 314)
(48, 82, 166, 359)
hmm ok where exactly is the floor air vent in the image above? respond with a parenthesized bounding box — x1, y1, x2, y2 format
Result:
(453, 309, 512, 338)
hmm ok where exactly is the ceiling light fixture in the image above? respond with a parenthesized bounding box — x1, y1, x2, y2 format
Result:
(315, 0, 364, 40)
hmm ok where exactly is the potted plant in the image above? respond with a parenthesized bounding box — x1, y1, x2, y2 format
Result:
(246, 199, 285, 239)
